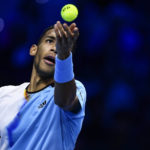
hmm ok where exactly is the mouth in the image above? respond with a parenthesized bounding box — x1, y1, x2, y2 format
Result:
(44, 55, 55, 65)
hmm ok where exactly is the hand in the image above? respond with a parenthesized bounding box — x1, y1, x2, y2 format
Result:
(54, 21, 79, 60)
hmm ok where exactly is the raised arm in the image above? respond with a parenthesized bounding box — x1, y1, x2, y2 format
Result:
(54, 21, 80, 112)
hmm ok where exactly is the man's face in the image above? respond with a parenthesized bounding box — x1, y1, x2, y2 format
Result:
(33, 29, 57, 79)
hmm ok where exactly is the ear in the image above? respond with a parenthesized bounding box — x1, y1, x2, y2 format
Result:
(29, 44, 38, 56)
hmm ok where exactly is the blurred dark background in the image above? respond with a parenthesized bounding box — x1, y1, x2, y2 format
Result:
(0, 0, 150, 149)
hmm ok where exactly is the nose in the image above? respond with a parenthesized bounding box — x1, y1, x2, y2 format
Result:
(50, 47, 57, 54)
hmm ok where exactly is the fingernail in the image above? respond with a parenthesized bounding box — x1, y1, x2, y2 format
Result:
(63, 23, 67, 27)
(74, 27, 78, 31)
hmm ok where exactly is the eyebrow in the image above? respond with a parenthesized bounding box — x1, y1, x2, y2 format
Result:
(45, 36, 56, 40)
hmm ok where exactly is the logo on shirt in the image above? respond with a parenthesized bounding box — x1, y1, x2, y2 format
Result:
(38, 100, 47, 108)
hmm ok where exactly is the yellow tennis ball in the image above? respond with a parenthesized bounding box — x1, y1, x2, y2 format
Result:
(61, 4, 78, 22)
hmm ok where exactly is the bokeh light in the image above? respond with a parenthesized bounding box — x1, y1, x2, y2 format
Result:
(118, 27, 142, 52)
(0, 18, 5, 32)
(11, 44, 32, 68)
(35, 0, 49, 4)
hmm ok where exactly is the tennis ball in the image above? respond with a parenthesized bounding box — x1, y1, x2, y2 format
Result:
(61, 4, 78, 22)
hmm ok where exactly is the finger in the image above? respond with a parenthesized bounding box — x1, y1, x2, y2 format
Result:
(56, 21, 67, 39)
(73, 27, 79, 41)
(70, 23, 76, 32)
(63, 23, 74, 40)
(54, 24, 61, 41)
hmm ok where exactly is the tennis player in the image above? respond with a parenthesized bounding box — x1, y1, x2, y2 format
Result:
(0, 21, 86, 150)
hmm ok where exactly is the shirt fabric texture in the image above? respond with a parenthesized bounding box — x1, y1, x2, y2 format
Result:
(0, 80, 86, 150)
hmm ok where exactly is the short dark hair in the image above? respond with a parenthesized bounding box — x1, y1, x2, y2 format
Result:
(37, 25, 54, 45)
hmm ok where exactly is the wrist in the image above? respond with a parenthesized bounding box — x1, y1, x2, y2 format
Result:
(57, 51, 71, 60)
(54, 52, 74, 83)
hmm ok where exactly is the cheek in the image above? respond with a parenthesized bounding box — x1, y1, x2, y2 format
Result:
(34, 51, 42, 65)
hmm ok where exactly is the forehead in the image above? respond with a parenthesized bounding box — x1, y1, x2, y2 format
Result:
(44, 29, 56, 38)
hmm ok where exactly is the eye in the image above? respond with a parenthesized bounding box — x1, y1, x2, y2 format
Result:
(46, 39, 54, 43)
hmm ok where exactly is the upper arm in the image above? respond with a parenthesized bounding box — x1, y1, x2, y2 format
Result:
(63, 96, 81, 113)
(54, 79, 76, 108)
(62, 80, 86, 114)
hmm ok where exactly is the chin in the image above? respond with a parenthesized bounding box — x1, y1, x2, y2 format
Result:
(34, 61, 55, 79)
(38, 67, 55, 79)
(40, 71, 54, 79)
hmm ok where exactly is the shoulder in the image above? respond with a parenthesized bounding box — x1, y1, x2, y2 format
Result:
(0, 82, 29, 90)
(75, 80, 86, 98)
(75, 80, 86, 90)
(72, 79, 87, 113)
(0, 82, 29, 96)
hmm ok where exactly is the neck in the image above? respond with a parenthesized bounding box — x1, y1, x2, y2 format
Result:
(27, 66, 54, 92)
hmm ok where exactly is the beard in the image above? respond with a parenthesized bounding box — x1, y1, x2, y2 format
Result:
(34, 59, 54, 80)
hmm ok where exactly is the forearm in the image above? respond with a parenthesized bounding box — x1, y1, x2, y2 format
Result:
(54, 52, 76, 108)
(53, 21, 79, 109)
(54, 79, 76, 108)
